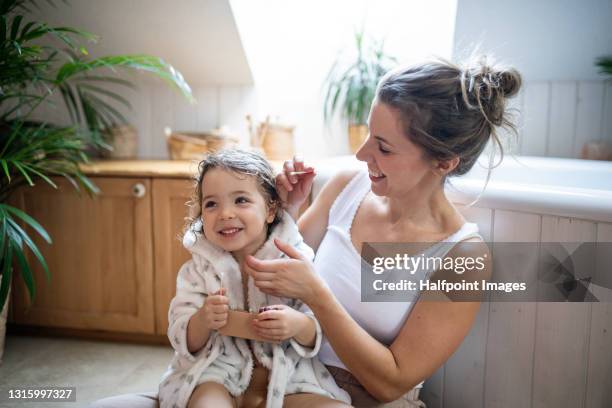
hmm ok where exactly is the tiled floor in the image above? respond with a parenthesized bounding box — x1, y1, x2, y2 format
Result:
(0, 335, 172, 408)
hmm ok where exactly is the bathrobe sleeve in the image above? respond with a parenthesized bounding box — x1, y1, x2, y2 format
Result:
(286, 238, 323, 358)
(167, 259, 210, 363)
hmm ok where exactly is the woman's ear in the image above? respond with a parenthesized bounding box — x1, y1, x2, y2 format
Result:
(432, 156, 460, 176)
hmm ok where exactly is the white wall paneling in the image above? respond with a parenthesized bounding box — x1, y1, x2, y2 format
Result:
(149, 84, 175, 159)
(516, 80, 611, 159)
(421, 210, 612, 408)
(532, 217, 595, 408)
(521, 82, 550, 156)
(114, 81, 257, 159)
(603, 81, 612, 147)
(574, 82, 605, 157)
(585, 223, 612, 408)
(548, 82, 577, 158)
(26, 77, 610, 160)
(443, 302, 489, 408)
(484, 210, 540, 408)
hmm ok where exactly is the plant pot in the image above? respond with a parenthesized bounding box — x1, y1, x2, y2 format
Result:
(348, 124, 368, 153)
(102, 125, 138, 159)
(581, 140, 612, 160)
(261, 123, 295, 161)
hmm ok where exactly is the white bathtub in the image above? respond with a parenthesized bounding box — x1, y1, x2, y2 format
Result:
(448, 155, 612, 223)
(311, 154, 612, 223)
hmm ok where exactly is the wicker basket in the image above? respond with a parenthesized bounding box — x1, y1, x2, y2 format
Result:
(247, 116, 295, 161)
(165, 128, 238, 160)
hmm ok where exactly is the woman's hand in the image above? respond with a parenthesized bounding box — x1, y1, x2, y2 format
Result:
(275, 156, 315, 220)
(244, 239, 325, 305)
(200, 288, 229, 330)
(252, 305, 314, 344)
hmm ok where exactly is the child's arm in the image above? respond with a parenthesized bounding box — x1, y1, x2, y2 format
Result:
(168, 260, 227, 360)
(186, 289, 228, 353)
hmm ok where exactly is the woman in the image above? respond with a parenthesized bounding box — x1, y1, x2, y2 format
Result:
(89, 56, 520, 408)
(245, 57, 520, 407)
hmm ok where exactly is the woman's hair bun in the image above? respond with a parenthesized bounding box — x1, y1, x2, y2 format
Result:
(461, 56, 522, 126)
(497, 67, 522, 98)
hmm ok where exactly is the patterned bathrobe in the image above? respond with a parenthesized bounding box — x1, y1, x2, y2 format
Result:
(158, 212, 351, 408)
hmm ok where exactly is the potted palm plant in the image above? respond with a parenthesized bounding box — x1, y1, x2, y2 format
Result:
(0, 0, 193, 361)
(323, 29, 396, 152)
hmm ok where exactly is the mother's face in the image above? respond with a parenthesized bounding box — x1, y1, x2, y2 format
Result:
(356, 101, 438, 198)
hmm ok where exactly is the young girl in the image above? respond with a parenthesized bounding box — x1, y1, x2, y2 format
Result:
(158, 149, 350, 408)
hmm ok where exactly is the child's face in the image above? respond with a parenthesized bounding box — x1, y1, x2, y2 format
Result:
(200, 168, 275, 259)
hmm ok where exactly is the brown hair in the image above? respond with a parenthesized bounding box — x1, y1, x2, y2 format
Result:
(376, 55, 522, 177)
(186, 148, 282, 237)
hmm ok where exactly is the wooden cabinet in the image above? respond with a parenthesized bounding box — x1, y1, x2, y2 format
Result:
(10, 173, 193, 337)
(152, 178, 192, 335)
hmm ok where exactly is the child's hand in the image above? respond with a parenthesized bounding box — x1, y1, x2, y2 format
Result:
(252, 305, 310, 343)
(201, 288, 229, 330)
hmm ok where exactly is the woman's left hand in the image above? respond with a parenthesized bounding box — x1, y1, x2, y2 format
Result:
(244, 239, 323, 305)
(252, 304, 310, 342)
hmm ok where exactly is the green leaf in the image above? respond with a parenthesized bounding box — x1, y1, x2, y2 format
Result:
(83, 91, 128, 125)
(59, 84, 81, 124)
(3, 204, 52, 244)
(74, 75, 136, 89)
(19, 20, 36, 40)
(12, 39, 22, 55)
(6, 217, 50, 282)
(10, 14, 23, 40)
(1, 160, 11, 182)
(75, 172, 100, 195)
(10, 233, 36, 301)
(13, 161, 34, 186)
(0, 15, 7, 44)
(0, 243, 13, 314)
(20, 163, 58, 188)
(78, 83, 132, 109)
(0, 209, 7, 258)
(322, 29, 395, 124)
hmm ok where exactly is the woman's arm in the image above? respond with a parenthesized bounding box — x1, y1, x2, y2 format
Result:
(246, 238, 490, 402)
(308, 238, 491, 401)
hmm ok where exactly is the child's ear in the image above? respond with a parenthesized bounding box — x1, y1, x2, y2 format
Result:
(266, 201, 278, 223)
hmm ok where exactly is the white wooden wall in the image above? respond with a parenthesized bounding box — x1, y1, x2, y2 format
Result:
(517, 80, 612, 158)
(129, 79, 612, 160)
(123, 79, 258, 159)
(420, 208, 612, 408)
(32, 78, 611, 160)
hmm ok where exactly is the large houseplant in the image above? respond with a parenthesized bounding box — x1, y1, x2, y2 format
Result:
(323, 29, 396, 152)
(0, 0, 193, 351)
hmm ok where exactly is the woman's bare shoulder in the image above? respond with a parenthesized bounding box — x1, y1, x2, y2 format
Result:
(316, 169, 361, 204)
(298, 169, 361, 249)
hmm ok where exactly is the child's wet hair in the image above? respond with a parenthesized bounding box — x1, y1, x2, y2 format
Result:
(186, 148, 282, 235)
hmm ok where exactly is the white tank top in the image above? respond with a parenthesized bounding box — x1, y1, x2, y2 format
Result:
(316, 170, 482, 370)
